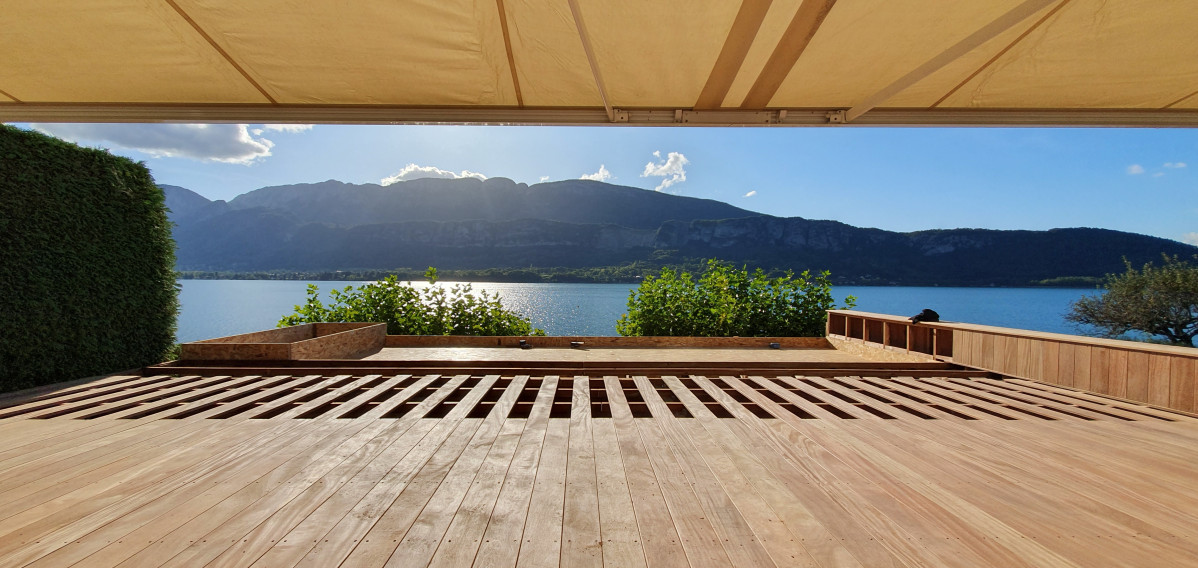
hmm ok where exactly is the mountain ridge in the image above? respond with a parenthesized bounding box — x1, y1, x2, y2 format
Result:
(163, 179, 1198, 286)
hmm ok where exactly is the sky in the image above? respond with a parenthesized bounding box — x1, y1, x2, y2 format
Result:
(15, 122, 1198, 245)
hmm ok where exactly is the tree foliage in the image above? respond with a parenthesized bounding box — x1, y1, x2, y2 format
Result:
(279, 268, 545, 336)
(616, 260, 856, 337)
(1066, 255, 1198, 347)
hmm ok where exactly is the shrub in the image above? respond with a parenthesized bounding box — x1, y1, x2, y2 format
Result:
(278, 268, 545, 336)
(616, 259, 855, 337)
(0, 125, 178, 391)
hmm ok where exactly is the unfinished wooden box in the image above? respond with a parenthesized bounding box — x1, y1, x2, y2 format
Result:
(179, 323, 386, 361)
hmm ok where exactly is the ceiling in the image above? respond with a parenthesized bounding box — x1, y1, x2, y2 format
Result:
(3, 0, 1197, 126)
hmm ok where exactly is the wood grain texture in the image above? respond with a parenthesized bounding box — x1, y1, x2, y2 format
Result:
(0, 369, 1195, 567)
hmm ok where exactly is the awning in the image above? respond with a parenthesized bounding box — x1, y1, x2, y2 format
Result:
(3, 0, 1197, 126)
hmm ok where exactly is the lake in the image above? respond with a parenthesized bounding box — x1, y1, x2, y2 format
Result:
(176, 279, 1101, 343)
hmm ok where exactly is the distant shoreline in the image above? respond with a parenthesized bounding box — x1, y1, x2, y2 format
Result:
(175, 269, 1102, 289)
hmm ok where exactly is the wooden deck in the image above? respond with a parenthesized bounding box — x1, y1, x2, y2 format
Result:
(1, 369, 1196, 567)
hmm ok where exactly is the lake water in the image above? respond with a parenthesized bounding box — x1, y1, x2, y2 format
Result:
(176, 279, 1101, 343)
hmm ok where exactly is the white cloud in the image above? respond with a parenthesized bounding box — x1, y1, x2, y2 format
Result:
(1127, 164, 1145, 175)
(539, 176, 550, 183)
(743, 190, 757, 198)
(262, 124, 313, 133)
(580, 164, 612, 182)
(30, 123, 274, 164)
(380, 164, 487, 185)
(1153, 172, 1166, 178)
(1184, 232, 1198, 246)
(642, 151, 689, 192)
(1165, 162, 1188, 168)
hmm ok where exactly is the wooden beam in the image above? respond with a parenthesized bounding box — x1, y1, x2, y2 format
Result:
(163, 0, 276, 104)
(845, 0, 1057, 122)
(933, 0, 1073, 108)
(694, 0, 773, 109)
(495, 0, 524, 107)
(4, 103, 1198, 127)
(0, 88, 19, 103)
(1164, 89, 1198, 110)
(566, 0, 617, 122)
(740, 0, 836, 109)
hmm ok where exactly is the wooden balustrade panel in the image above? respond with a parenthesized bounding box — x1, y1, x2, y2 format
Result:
(827, 311, 1198, 415)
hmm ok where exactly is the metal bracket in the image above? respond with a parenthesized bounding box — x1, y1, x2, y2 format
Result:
(826, 110, 847, 124)
(613, 109, 629, 123)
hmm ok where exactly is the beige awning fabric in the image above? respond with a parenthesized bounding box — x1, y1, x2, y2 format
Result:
(2, 0, 1197, 126)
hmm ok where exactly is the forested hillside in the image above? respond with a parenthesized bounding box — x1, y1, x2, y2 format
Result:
(165, 180, 1198, 286)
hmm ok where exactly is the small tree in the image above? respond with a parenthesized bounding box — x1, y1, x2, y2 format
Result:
(1066, 255, 1198, 347)
(279, 268, 545, 336)
(616, 259, 856, 337)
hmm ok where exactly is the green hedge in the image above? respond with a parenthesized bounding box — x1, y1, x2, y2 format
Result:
(0, 125, 177, 392)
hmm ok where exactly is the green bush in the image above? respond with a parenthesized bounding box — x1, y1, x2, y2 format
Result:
(0, 125, 178, 391)
(616, 259, 855, 337)
(279, 268, 545, 336)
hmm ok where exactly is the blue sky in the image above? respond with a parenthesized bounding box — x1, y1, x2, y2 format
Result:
(18, 123, 1198, 244)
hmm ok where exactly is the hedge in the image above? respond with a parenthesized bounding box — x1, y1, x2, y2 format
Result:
(0, 125, 177, 392)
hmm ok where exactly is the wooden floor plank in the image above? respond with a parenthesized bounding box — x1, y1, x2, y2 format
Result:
(661, 376, 824, 567)
(178, 375, 317, 421)
(0, 375, 156, 415)
(295, 375, 526, 568)
(0, 420, 224, 516)
(558, 376, 602, 568)
(0, 419, 185, 492)
(701, 377, 948, 567)
(322, 376, 503, 567)
(0, 366, 1194, 568)
(0, 419, 250, 541)
(1002, 378, 1186, 422)
(0, 419, 304, 567)
(0, 375, 187, 420)
(634, 376, 780, 568)
(930, 378, 1128, 422)
(126, 417, 434, 568)
(55, 375, 241, 420)
(25, 419, 380, 568)
(589, 413, 648, 568)
(844, 376, 991, 421)
(470, 376, 558, 568)
(327, 408, 486, 568)
(0, 417, 174, 474)
(161, 375, 473, 567)
(226, 374, 362, 419)
(513, 416, 570, 567)
(603, 376, 689, 568)
(425, 417, 528, 568)
(236, 378, 499, 567)
(672, 377, 893, 568)
(975, 420, 1198, 512)
(963, 378, 1155, 422)
(740, 382, 1079, 567)
(199, 419, 431, 567)
(0, 417, 104, 453)
(69, 423, 382, 568)
(833, 419, 1198, 566)
(858, 417, 1198, 548)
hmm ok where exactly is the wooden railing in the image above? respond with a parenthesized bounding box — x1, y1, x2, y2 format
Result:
(827, 310, 1198, 414)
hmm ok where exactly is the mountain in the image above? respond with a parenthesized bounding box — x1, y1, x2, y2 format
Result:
(225, 178, 755, 230)
(163, 179, 1198, 286)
